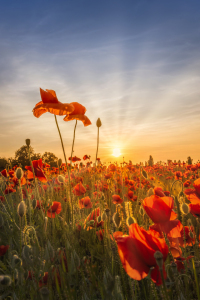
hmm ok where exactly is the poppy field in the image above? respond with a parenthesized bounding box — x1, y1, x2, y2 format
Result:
(1, 89, 200, 300)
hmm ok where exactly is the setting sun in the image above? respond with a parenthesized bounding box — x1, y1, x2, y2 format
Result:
(112, 148, 121, 157)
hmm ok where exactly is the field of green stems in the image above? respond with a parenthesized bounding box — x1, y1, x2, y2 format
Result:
(0, 148, 200, 300)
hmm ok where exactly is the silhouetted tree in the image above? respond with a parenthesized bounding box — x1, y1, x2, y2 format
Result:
(148, 155, 154, 167)
(15, 145, 41, 169)
(42, 152, 58, 167)
(0, 158, 8, 171)
(187, 156, 193, 165)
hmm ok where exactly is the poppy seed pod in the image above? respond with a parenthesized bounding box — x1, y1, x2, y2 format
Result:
(17, 201, 26, 218)
(101, 211, 107, 221)
(15, 167, 24, 180)
(113, 212, 121, 228)
(0, 275, 12, 286)
(154, 251, 163, 270)
(97, 215, 102, 223)
(12, 255, 22, 268)
(25, 139, 31, 147)
(96, 118, 102, 127)
(58, 175, 65, 184)
(126, 216, 136, 227)
(57, 158, 62, 168)
(147, 188, 154, 197)
(40, 287, 50, 300)
(139, 206, 145, 216)
(181, 203, 189, 215)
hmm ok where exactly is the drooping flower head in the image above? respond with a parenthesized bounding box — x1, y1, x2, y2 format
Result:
(33, 89, 74, 118)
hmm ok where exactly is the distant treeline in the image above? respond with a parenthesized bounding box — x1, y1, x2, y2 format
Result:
(0, 145, 58, 171)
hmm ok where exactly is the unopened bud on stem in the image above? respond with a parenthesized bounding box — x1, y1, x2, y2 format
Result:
(154, 251, 163, 270)
(96, 118, 102, 128)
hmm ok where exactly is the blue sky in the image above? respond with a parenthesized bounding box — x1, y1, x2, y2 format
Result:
(1, 0, 200, 163)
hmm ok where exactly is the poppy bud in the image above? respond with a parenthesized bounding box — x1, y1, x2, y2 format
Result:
(141, 168, 148, 180)
(97, 215, 102, 223)
(139, 206, 145, 216)
(126, 216, 136, 227)
(113, 212, 121, 228)
(57, 159, 62, 168)
(32, 199, 37, 210)
(101, 211, 107, 221)
(58, 175, 65, 184)
(189, 231, 194, 239)
(40, 287, 50, 300)
(12, 255, 22, 268)
(17, 201, 26, 218)
(96, 118, 102, 128)
(180, 203, 189, 215)
(154, 251, 163, 270)
(147, 188, 154, 197)
(15, 167, 24, 180)
(89, 220, 95, 226)
(22, 245, 33, 260)
(0, 275, 12, 286)
(25, 139, 31, 147)
(44, 217, 48, 233)
(170, 261, 177, 274)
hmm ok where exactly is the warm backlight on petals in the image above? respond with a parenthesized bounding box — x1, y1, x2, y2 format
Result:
(112, 148, 121, 157)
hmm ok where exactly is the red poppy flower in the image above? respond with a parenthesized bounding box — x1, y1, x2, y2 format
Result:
(47, 201, 62, 218)
(108, 164, 117, 172)
(104, 173, 112, 179)
(25, 159, 47, 183)
(154, 187, 165, 197)
(33, 88, 74, 118)
(143, 195, 176, 223)
(0, 169, 8, 178)
(68, 156, 81, 162)
(4, 187, 16, 194)
(0, 245, 9, 256)
(143, 195, 182, 238)
(115, 223, 168, 285)
(0, 196, 5, 202)
(83, 155, 90, 160)
(63, 102, 91, 127)
(184, 178, 200, 204)
(73, 182, 86, 196)
(79, 196, 93, 209)
(189, 203, 200, 218)
(112, 194, 123, 204)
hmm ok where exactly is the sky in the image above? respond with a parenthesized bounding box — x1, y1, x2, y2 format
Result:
(1, 0, 200, 164)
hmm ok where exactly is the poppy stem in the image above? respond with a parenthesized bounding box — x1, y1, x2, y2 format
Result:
(54, 115, 74, 225)
(95, 127, 99, 165)
(70, 120, 78, 165)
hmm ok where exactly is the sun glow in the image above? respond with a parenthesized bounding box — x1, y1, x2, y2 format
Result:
(112, 148, 121, 157)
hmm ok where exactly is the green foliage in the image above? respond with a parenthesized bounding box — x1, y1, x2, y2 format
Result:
(15, 145, 41, 169)
(42, 151, 58, 167)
